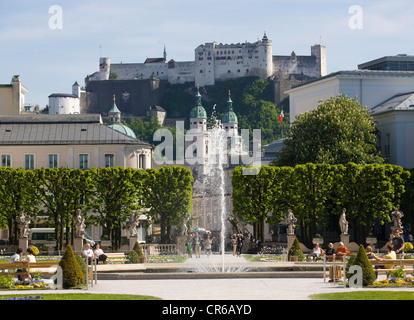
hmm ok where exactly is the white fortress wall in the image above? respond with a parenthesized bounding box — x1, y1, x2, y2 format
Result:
(110, 63, 169, 80)
(168, 61, 195, 84)
(91, 36, 325, 87)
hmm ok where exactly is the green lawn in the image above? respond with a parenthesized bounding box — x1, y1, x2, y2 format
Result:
(310, 291, 414, 300)
(0, 293, 162, 300)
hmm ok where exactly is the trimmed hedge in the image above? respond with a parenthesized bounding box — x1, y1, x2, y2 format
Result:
(59, 245, 84, 289)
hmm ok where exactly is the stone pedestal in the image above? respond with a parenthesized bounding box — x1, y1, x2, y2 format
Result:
(45, 241, 57, 256)
(129, 236, 138, 251)
(73, 237, 84, 255)
(18, 238, 28, 253)
(176, 236, 187, 254)
(340, 234, 350, 248)
(312, 238, 324, 245)
(100, 240, 112, 249)
(287, 234, 296, 252)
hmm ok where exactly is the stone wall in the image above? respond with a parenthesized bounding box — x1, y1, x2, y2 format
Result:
(82, 78, 167, 116)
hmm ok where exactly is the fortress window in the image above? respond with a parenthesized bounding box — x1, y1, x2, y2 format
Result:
(200, 70, 203, 73)
(228, 70, 231, 73)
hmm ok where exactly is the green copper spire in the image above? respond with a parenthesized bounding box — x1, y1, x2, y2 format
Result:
(222, 90, 238, 124)
(190, 85, 207, 119)
(109, 94, 121, 113)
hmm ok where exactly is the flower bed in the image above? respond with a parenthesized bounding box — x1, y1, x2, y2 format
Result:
(370, 277, 414, 288)
(251, 254, 284, 262)
(0, 295, 44, 300)
(147, 255, 186, 263)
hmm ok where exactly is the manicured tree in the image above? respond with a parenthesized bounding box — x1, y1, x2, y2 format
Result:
(348, 244, 376, 287)
(274, 94, 383, 166)
(141, 166, 193, 243)
(0, 168, 40, 244)
(288, 238, 305, 262)
(59, 245, 84, 289)
(90, 167, 142, 249)
(232, 166, 287, 243)
(33, 168, 94, 250)
(338, 163, 410, 243)
(400, 168, 414, 229)
(291, 164, 335, 246)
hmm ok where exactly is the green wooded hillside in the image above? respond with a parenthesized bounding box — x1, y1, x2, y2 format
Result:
(160, 77, 289, 145)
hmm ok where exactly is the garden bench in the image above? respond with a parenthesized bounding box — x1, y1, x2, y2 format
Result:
(104, 252, 128, 263)
(369, 259, 414, 276)
(0, 261, 59, 279)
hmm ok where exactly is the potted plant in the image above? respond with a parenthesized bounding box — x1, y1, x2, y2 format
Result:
(366, 233, 377, 246)
(312, 234, 324, 245)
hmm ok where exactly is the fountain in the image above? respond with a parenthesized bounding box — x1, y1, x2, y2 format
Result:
(206, 115, 228, 272)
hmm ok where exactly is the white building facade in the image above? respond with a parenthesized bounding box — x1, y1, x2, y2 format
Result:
(286, 68, 414, 168)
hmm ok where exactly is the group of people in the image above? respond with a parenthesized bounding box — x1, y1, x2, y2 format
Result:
(82, 243, 108, 265)
(9, 247, 36, 282)
(186, 232, 216, 258)
(308, 241, 350, 262)
(308, 229, 408, 262)
(232, 234, 245, 257)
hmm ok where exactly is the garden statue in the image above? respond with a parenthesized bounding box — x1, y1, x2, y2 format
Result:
(339, 208, 349, 235)
(127, 211, 140, 237)
(17, 212, 30, 238)
(74, 210, 85, 238)
(180, 215, 190, 236)
(391, 208, 404, 232)
(285, 209, 297, 235)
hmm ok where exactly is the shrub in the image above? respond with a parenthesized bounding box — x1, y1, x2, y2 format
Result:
(389, 267, 405, 279)
(404, 242, 413, 253)
(75, 255, 87, 284)
(345, 254, 356, 279)
(59, 245, 84, 289)
(288, 238, 305, 261)
(347, 244, 376, 287)
(0, 274, 15, 289)
(132, 242, 144, 257)
(128, 250, 139, 264)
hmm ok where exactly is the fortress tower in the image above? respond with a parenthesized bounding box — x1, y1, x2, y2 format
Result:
(99, 57, 111, 80)
(311, 44, 327, 78)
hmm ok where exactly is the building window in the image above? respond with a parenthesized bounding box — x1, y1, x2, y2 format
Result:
(138, 154, 146, 169)
(385, 133, 391, 156)
(79, 154, 89, 170)
(25, 154, 35, 170)
(48, 154, 58, 168)
(1, 155, 11, 167)
(104, 154, 115, 168)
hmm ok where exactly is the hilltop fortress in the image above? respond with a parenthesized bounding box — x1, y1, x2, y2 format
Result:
(83, 34, 326, 116)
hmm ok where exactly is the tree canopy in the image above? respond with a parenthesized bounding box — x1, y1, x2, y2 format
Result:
(274, 94, 383, 166)
(232, 164, 410, 246)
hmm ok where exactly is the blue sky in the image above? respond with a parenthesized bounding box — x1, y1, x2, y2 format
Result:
(1, 0, 413, 108)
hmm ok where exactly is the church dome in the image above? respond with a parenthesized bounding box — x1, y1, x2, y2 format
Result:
(106, 94, 136, 138)
(190, 86, 207, 119)
(107, 123, 137, 138)
(222, 91, 238, 124)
